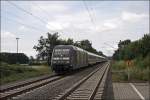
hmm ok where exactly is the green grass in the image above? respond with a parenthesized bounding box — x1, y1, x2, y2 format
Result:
(111, 60, 126, 70)
(112, 60, 149, 82)
(0, 63, 52, 85)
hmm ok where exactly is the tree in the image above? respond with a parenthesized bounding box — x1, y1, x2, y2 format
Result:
(34, 32, 106, 64)
(74, 40, 93, 51)
(80, 40, 92, 50)
(33, 36, 47, 60)
(97, 51, 105, 56)
(29, 56, 34, 65)
(33, 32, 59, 65)
(0, 53, 29, 64)
(66, 38, 74, 45)
(74, 39, 104, 56)
(118, 39, 131, 48)
(113, 33, 150, 60)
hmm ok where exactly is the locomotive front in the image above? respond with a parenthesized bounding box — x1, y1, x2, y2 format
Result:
(51, 46, 72, 72)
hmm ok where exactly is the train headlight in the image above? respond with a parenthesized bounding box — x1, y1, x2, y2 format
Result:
(53, 61, 56, 63)
(62, 57, 70, 60)
(66, 61, 69, 63)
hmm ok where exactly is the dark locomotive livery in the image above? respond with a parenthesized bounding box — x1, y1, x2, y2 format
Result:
(51, 45, 106, 73)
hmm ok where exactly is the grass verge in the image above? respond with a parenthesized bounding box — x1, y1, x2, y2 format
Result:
(112, 60, 149, 82)
(0, 63, 52, 85)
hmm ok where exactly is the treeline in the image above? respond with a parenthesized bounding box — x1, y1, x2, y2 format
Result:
(113, 34, 150, 60)
(113, 34, 150, 68)
(33, 32, 105, 64)
(0, 53, 29, 64)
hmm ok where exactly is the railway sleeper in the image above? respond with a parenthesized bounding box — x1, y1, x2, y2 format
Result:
(66, 64, 108, 100)
(53, 63, 109, 100)
(94, 64, 110, 100)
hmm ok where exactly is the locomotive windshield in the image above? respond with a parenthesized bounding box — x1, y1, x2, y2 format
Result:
(52, 48, 70, 61)
(53, 49, 70, 56)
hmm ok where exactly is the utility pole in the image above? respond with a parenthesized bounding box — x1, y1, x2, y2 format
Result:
(16, 37, 20, 64)
(16, 37, 20, 53)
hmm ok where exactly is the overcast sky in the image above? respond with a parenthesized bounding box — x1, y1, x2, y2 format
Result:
(1, 1, 149, 57)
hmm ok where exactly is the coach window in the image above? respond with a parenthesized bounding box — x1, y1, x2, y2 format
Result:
(82, 51, 84, 65)
(77, 50, 79, 65)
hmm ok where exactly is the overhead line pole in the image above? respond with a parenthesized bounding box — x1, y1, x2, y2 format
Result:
(16, 37, 20, 53)
(16, 37, 20, 64)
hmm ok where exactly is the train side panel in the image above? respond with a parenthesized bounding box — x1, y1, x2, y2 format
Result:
(73, 48, 88, 70)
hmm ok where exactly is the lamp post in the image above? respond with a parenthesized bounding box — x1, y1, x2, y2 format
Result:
(16, 37, 20, 64)
(16, 37, 20, 53)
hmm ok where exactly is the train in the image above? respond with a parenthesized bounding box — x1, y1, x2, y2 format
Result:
(51, 45, 107, 73)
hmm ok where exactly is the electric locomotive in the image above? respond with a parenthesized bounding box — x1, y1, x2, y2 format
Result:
(51, 45, 106, 73)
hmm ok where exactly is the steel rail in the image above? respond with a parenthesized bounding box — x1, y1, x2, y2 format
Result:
(0, 76, 63, 100)
(54, 63, 109, 100)
(0, 74, 56, 93)
(94, 63, 110, 100)
(89, 63, 110, 100)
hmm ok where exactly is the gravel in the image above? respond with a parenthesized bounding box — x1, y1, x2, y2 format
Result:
(13, 63, 104, 100)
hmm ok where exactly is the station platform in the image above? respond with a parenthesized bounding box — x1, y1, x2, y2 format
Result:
(113, 83, 149, 100)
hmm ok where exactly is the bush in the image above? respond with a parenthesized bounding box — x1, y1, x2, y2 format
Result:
(112, 60, 126, 70)
(133, 54, 150, 69)
(0, 52, 29, 64)
(0, 64, 36, 78)
(129, 67, 149, 81)
(112, 60, 149, 81)
(113, 34, 150, 60)
(0, 65, 52, 85)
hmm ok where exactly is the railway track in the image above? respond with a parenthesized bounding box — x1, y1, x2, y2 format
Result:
(0, 74, 56, 93)
(0, 75, 63, 100)
(53, 62, 110, 100)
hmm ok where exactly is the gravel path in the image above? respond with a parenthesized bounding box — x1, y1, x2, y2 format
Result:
(13, 63, 104, 100)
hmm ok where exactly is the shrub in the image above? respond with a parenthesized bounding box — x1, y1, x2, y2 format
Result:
(112, 60, 126, 70)
(112, 60, 149, 81)
(0, 52, 29, 64)
(0, 64, 36, 78)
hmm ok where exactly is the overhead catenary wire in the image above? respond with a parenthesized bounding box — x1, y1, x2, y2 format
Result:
(88, 2, 98, 26)
(2, 10, 47, 32)
(31, 1, 68, 34)
(3, 16, 46, 32)
(31, 1, 50, 22)
(7, 1, 47, 25)
(104, 42, 117, 50)
(7, 1, 63, 33)
(32, 1, 75, 34)
(83, 0, 97, 29)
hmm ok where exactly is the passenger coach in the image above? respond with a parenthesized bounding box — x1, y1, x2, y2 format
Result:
(51, 45, 106, 73)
